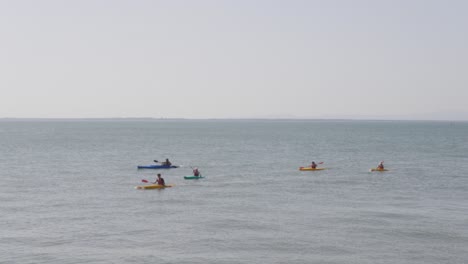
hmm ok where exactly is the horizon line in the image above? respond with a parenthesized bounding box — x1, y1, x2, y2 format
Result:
(1, 117, 467, 122)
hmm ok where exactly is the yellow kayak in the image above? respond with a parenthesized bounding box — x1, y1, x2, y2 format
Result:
(299, 167, 326, 171)
(135, 184, 174, 190)
(370, 168, 388, 172)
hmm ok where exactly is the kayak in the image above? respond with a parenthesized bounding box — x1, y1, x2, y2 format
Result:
(184, 175, 204, 180)
(299, 167, 326, 171)
(370, 168, 388, 172)
(137, 165, 179, 169)
(136, 184, 174, 190)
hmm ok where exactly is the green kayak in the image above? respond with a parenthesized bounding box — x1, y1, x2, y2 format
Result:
(184, 175, 204, 180)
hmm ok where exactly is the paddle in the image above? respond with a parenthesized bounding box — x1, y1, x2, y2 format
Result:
(155, 159, 176, 166)
(377, 160, 384, 168)
(142, 179, 165, 184)
(153, 159, 175, 167)
(300, 162, 324, 169)
(307, 162, 324, 165)
(311, 161, 324, 166)
(190, 166, 202, 177)
(142, 178, 169, 184)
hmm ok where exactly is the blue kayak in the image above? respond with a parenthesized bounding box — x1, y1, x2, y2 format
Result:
(137, 165, 179, 169)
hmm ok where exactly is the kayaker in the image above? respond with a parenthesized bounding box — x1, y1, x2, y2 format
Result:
(311, 161, 317, 169)
(377, 161, 384, 170)
(161, 158, 172, 166)
(153, 173, 165, 186)
(193, 167, 200, 176)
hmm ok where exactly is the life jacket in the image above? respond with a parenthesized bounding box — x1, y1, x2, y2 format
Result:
(157, 178, 165, 185)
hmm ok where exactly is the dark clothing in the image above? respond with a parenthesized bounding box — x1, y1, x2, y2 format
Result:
(156, 178, 165, 186)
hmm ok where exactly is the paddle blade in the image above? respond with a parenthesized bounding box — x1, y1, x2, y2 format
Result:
(318, 162, 324, 164)
(142, 179, 148, 183)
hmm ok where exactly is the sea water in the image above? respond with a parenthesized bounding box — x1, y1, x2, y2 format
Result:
(0, 120, 467, 264)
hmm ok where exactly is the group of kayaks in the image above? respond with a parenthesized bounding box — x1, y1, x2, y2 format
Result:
(136, 161, 204, 190)
(136, 160, 388, 190)
(299, 166, 388, 172)
(299, 160, 388, 172)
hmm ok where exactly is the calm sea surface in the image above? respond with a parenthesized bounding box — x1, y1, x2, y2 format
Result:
(0, 120, 467, 264)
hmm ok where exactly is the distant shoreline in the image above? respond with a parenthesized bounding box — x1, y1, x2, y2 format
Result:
(1, 117, 467, 122)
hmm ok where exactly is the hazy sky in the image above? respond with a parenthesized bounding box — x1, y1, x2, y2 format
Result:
(1, 0, 467, 119)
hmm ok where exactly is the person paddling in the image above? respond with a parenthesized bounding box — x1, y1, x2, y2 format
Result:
(193, 167, 200, 177)
(377, 161, 384, 170)
(311, 161, 317, 169)
(161, 158, 172, 166)
(153, 173, 165, 186)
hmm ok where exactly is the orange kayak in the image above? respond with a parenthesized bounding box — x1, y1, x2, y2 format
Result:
(370, 168, 388, 172)
(299, 167, 326, 171)
(135, 184, 174, 190)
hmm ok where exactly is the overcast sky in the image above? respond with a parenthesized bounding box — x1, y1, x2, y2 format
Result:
(1, 0, 467, 119)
